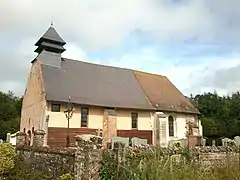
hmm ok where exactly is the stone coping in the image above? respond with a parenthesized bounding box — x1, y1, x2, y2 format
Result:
(16, 145, 76, 156)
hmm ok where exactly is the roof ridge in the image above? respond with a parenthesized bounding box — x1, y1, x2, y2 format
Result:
(62, 58, 166, 77)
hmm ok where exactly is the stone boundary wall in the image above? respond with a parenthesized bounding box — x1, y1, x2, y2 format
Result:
(16, 146, 76, 179)
(16, 131, 103, 180)
(15, 130, 240, 180)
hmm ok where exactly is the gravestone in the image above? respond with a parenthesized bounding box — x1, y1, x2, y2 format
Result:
(212, 140, 216, 146)
(179, 138, 187, 148)
(0, 139, 3, 144)
(131, 137, 147, 146)
(234, 136, 240, 146)
(6, 133, 11, 143)
(222, 138, 231, 147)
(202, 138, 206, 146)
(111, 136, 129, 149)
(168, 140, 175, 147)
(96, 128, 103, 137)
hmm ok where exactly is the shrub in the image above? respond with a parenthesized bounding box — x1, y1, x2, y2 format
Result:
(60, 173, 75, 180)
(0, 143, 16, 176)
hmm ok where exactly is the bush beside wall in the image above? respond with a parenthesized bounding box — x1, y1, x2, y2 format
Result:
(0, 143, 15, 176)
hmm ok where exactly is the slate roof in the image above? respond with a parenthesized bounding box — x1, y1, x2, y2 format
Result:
(41, 59, 154, 110)
(35, 27, 66, 46)
(41, 58, 200, 114)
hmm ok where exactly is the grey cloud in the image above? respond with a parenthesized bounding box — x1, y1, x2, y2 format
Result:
(0, 41, 34, 96)
(184, 64, 240, 96)
(0, 52, 30, 82)
(203, 65, 240, 90)
(0, 0, 239, 96)
(1, 0, 240, 50)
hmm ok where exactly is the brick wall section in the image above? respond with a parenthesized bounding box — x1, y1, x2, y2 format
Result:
(188, 135, 203, 148)
(47, 127, 98, 147)
(47, 127, 153, 147)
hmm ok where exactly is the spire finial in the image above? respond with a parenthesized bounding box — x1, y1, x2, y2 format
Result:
(51, 20, 53, 27)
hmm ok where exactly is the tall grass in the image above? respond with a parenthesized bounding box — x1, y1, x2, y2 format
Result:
(100, 147, 240, 180)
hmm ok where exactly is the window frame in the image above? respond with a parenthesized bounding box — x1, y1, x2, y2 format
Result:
(51, 103, 61, 112)
(168, 115, 174, 137)
(131, 112, 138, 129)
(81, 107, 89, 128)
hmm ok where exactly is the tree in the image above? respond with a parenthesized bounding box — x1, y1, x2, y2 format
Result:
(190, 91, 240, 139)
(0, 91, 22, 140)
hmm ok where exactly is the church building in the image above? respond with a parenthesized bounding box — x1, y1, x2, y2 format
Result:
(20, 26, 202, 147)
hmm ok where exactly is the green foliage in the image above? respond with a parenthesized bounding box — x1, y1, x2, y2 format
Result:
(100, 147, 194, 180)
(59, 173, 75, 180)
(173, 141, 181, 148)
(100, 148, 240, 180)
(0, 143, 16, 176)
(0, 144, 51, 179)
(190, 91, 240, 140)
(0, 91, 22, 140)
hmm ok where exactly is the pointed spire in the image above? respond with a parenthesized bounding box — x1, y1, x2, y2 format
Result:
(51, 20, 53, 27)
(34, 26, 66, 54)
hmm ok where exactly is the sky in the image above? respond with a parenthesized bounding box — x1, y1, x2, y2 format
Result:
(0, 0, 240, 97)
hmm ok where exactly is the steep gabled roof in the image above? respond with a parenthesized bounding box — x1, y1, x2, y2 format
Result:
(40, 58, 199, 114)
(41, 59, 154, 110)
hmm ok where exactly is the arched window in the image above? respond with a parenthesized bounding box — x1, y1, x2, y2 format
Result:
(168, 116, 174, 137)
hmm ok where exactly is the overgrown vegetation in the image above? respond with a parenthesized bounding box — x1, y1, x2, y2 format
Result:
(59, 173, 75, 180)
(100, 147, 240, 180)
(0, 143, 16, 176)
